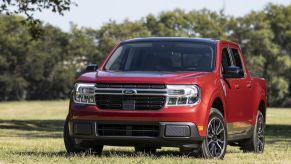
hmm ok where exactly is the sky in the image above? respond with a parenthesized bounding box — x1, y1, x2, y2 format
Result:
(34, 0, 291, 32)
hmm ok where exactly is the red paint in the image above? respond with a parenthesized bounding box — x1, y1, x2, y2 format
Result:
(68, 39, 266, 137)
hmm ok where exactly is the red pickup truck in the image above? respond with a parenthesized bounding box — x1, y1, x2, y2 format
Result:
(64, 38, 266, 159)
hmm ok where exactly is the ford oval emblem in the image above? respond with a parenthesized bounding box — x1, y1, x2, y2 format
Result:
(122, 89, 137, 95)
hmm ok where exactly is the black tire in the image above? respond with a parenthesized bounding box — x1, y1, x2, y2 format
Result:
(90, 145, 104, 155)
(197, 108, 227, 159)
(240, 111, 265, 153)
(64, 116, 83, 154)
(179, 147, 195, 155)
(63, 116, 104, 155)
(135, 147, 157, 154)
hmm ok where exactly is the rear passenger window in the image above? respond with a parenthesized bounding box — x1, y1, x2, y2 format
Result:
(231, 48, 243, 69)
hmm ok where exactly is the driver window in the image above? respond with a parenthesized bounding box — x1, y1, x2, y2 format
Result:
(221, 48, 231, 73)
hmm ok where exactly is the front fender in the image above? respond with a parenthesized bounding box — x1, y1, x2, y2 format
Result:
(199, 87, 226, 136)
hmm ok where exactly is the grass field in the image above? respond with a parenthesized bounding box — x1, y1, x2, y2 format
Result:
(0, 101, 290, 163)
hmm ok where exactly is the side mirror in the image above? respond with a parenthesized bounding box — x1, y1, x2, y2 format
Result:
(85, 64, 98, 72)
(223, 66, 244, 78)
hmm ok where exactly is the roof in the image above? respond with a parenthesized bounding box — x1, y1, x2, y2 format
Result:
(122, 37, 219, 45)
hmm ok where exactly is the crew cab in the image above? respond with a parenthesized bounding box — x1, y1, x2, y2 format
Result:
(64, 38, 267, 159)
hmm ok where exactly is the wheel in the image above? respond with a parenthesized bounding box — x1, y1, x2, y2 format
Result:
(90, 145, 104, 155)
(64, 116, 83, 154)
(134, 147, 156, 154)
(179, 147, 194, 155)
(240, 111, 265, 153)
(63, 116, 103, 155)
(198, 108, 227, 159)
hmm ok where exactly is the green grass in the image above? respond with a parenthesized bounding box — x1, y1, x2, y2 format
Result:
(0, 101, 290, 163)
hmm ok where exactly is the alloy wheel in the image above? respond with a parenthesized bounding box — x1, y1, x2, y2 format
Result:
(256, 113, 265, 152)
(206, 117, 226, 158)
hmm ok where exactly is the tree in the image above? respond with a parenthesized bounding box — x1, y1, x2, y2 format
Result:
(1, 3, 291, 107)
(0, 15, 30, 100)
(0, 0, 75, 38)
(144, 9, 229, 38)
(227, 7, 291, 106)
(0, 15, 97, 100)
(95, 20, 151, 61)
(265, 4, 291, 106)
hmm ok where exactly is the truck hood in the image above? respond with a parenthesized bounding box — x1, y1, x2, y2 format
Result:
(77, 70, 214, 84)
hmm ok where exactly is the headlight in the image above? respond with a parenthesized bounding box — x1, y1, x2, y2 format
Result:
(166, 85, 200, 106)
(73, 83, 96, 105)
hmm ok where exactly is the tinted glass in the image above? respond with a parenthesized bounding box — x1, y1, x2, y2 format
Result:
(105, 42, 215, 72)
(221, 48, 231, 73)
(231, 48, 243, 69)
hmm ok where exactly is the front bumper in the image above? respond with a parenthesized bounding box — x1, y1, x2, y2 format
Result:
(69, 120, 204, 148)
(69, 99, 209, 136)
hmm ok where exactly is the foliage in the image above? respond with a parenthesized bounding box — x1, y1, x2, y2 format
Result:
(0, 3, 291, 107)
(227, 8, 291, 105)
(0, 15, 95, 100)
(0, 0, 75, 38)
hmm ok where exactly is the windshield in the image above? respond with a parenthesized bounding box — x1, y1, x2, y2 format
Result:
(104, 42, 215, 72)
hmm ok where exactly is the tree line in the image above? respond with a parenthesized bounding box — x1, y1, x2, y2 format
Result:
(0, 3, 290, 107)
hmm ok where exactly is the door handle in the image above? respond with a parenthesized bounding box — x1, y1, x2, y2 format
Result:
(235, 84, 240, 89)
(246, 83, 252, 88)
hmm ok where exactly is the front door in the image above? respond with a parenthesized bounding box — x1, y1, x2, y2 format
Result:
(229, 46, 254, 127)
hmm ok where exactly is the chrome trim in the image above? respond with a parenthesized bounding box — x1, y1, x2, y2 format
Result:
(165, 85, 201, 107)
(73, 83, 97, 105)
(165, 96, 201, 107)
(95, 88, 167, 96)
(122, 89, 137, 95)
(94, 84, 201, 107)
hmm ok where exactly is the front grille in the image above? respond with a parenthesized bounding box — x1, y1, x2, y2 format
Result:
(96, 95, 166, 110)
(97, 124, 160, 137)
(96, 83, 166, 89)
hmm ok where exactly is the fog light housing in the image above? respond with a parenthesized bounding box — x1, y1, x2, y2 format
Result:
(165, 125, 190, 137)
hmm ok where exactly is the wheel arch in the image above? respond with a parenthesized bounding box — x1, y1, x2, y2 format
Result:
(201, 95, 226, 136)
(211, 97, 225, 117)
(200, 84, 227, 136)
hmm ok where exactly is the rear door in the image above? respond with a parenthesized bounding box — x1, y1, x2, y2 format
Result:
(229, 47, 254, 126)
(221, 44, 252, 137)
